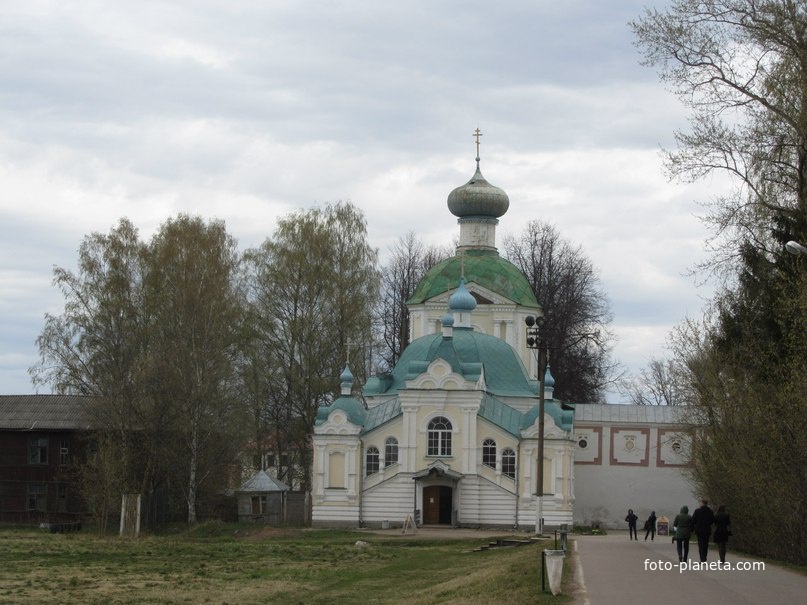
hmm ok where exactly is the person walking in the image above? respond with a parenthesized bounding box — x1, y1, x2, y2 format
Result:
(625, 509, 638, 540)
(673, 505, 693, 562)
(692, 499, 715, 562)
(713, 504, 731, 564)
(643, 510, 657, 541)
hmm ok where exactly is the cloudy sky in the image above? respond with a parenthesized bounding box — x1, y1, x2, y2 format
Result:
(0, 0, 723, 399)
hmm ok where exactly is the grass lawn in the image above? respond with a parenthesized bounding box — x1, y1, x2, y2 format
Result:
(0, 523, 574, 604)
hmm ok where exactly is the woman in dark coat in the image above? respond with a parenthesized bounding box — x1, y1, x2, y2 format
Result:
(644, 510, 657, 541)
(625, 509, 638, 540)
(713, 505, 731, 564)
(673, 505, 693, 562)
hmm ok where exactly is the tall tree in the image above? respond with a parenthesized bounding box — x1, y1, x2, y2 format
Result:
(147, 215, 247, 524)
(33, 216, 248, 526)
(633, 0, 807, 564)
(632, 0, 807, 271)
(503, 220, 618, 403)
(31, 219, 157, 527)
(244, 201, 379, 490)
(375, 232, 451, 372)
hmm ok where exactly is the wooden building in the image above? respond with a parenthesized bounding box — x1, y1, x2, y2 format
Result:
(0, 395, 92, 525)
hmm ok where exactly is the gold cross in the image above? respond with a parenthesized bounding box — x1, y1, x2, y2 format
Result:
(473, 127, 483, 159)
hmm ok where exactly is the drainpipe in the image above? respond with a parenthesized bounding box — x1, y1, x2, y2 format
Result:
(514, 454, 520, 529)
(358, 438, 364, 527)
(413, 477, 418, 526)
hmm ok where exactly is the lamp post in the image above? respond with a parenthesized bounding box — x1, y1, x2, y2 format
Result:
(525, 315, 546, 536)
(785, 240, 807, 256)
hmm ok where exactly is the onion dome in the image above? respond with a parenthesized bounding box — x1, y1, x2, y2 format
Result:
(340, 364, 354, 396)
(544, 364, 555, 388)
(441, 312, 455, 327)
(449, 277, 477, 312)
(447, 162, 510, 219)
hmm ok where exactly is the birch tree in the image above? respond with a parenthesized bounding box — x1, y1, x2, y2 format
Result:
(244, 202, 379, 490)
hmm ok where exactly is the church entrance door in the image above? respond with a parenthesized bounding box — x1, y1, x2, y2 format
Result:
(423, 485, 453, 525)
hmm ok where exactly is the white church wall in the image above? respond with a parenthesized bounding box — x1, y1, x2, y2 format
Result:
(459, 475, 517, 527)
(312, 504, 360, 527)
(361, 474, 415, 527)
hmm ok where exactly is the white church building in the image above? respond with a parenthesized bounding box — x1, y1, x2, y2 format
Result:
(311, 147, 695, 530)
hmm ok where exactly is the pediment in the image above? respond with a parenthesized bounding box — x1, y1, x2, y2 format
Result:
(314, 409, 362, 436)
(521, 410, 565, 439)
(412, 459, 462, 481)
(425, 282, 516, 307)
(405, 358, 475, 390)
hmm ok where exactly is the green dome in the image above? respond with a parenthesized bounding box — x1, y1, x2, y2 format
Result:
(315, 395, 366, 427)
(408, 249, 539, 307)
(364, 327, 537, 398)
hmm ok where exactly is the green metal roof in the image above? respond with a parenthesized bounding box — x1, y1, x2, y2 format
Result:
(478, 395, 525, 437)
(363, 327, 537, 398)
(315, 395, 366, 427)
(521, 400, 575, 433)
(407, 249, 539, 307)
(364, 397, 402, 432)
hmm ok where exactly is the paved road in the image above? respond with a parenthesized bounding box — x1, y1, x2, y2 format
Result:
(570, 531, 806, 605)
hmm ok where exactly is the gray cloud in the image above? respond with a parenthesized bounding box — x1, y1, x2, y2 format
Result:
(0, 1, 716, 398)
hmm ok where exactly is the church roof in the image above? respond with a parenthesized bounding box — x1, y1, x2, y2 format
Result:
(478, 395, 524, 437)
(315, 394, 367, 427)
(521, 399, 575, 433)
(364, 397, 401, 431)
(364, 327, 536, 398)
(407, 249, 539, 307)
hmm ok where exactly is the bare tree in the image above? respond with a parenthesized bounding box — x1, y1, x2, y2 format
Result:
(375, 232, 451, 372)
(618, 357, 692, 406)
(632, 0, 807, 275)
(503, 220, 619, 403)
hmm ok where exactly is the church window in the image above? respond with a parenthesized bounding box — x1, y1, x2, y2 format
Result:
(366, 447, 380, 476)
(482, 439, 496, 469)
(427, 417, 452, 456)
(385, 438, 398, 467)
(502, 448, 516, 479)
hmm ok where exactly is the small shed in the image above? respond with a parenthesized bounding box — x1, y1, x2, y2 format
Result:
(236, 470, 289, 524)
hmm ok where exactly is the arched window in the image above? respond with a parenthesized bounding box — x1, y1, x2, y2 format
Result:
(482, 439, 497, 469)
(385, 437, 398, 467)
(502, 448, 516, 479)
(366, 446, 379, 476)
(427, 416, 452, 456)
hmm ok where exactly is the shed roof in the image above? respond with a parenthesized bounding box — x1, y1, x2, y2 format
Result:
(238, 470, 289, 493)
